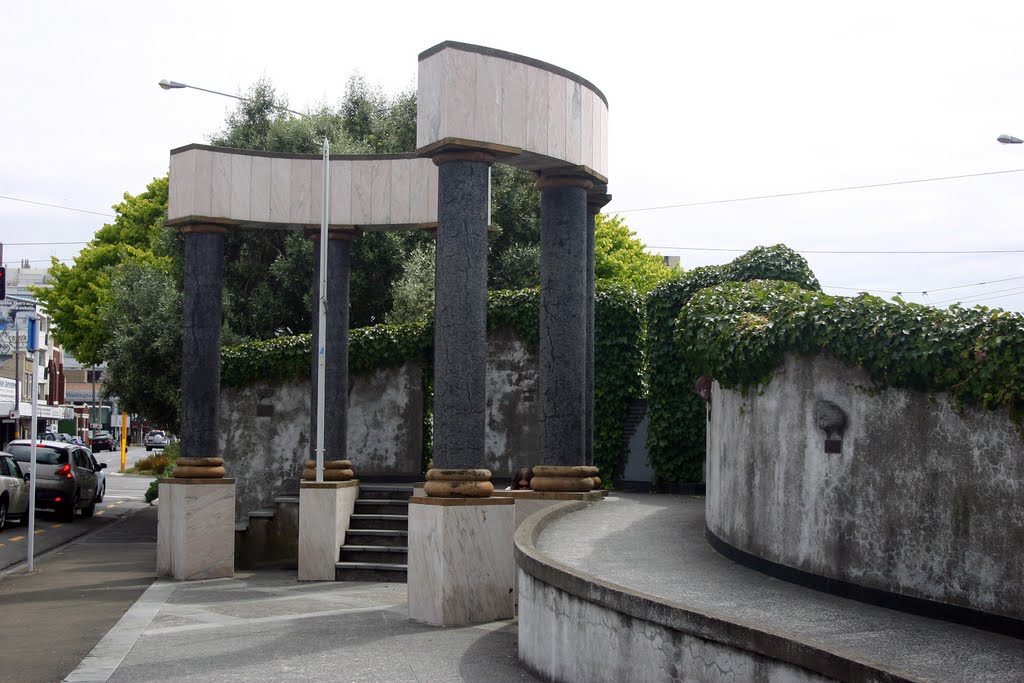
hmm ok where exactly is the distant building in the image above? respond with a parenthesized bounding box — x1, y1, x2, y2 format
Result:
(662, 255, 681, 269)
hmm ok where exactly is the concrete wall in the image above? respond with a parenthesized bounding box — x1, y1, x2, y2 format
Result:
(220, 361, 423, 524)
(706, 353, 1024, 621)
(485, 326, 540, 480)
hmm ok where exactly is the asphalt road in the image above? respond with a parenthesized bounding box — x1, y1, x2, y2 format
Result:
(0, 465, 153, 573)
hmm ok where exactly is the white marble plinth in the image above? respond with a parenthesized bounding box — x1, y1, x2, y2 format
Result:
(492, 489, 605, 530)
(298, 481, 359, 581)
(408, 496, 515, 626)
(157, 479, 236, 580)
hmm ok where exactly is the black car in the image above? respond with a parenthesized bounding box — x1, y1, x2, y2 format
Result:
(90, 431, 114, 452)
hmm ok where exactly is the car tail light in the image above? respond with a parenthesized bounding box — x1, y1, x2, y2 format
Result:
(55, 464, 72, 479)
(55, 496, 62, 503)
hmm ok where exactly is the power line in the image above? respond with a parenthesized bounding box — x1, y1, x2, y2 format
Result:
(822, 274, 1024, 297)
(933, 284, 1024, 306)
(951, 288, 1024, 306)
(0, 194, 115, 218)
(651, 245, 1024, 255)
(610, 167, 1024, 214)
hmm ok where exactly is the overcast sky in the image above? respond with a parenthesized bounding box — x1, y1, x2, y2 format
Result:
(3, 1, 1024, 312)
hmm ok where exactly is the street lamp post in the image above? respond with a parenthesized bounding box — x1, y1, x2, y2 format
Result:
(160, 79, 330, 483)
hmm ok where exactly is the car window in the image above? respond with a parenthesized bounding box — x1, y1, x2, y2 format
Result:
(3, 456, 17, 476)
(6, 444, 68, 465)
(74, 449, 91, 468)
(0, 457, 10, 476)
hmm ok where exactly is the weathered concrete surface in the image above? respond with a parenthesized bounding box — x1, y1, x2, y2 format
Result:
(220, 362, 423, 524)
(485, 327, 540, 478)
(516, 494, 1024, 683)
(706, 353, 1024, 621)
(433, 158, 490, 469)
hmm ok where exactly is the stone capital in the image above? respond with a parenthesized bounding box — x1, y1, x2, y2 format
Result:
(432, 150, 497, 166)
(178, 222, 231, 235)
(303, 226, 360, 241)
(534, 175, 594, 192)
(587, 192, 613, 215)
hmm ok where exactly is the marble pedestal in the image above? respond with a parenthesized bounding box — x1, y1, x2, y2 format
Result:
(298, 480, 359, 581)
(408, 496, 515, 626)
(157, 478, 235, 580)
(493, 489, 605, 529)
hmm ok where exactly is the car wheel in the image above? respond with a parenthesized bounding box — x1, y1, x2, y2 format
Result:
(146, 446, 152, 451)
(82, 499, 96, 518)
(96, 482, 105, 503)
(60, 493, 78, 522)
(0, 498, 8, 531)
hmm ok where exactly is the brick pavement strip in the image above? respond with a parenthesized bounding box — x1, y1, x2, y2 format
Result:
(0, 507, 157, 683)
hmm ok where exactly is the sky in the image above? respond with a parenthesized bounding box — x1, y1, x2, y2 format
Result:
(2, 1, 1024, 312)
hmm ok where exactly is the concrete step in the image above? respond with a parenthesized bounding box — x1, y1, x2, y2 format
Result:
(354, 499, 409, 515)
(248, 509, 275, 519)
(357, 484, 414, 501)
(339, 545, 409, 564)
(274, 495, 300, 505)
(348, 514, 408, 531)
(344, 529, 408, 547)
(335, 561, 407, 583)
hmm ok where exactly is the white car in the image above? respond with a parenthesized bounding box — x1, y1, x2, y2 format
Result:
(144, 430, 169, 451)
(0, 451, 30, 530)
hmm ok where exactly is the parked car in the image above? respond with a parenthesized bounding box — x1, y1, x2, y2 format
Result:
(90, 430, 114, 452)
(144, 430, 169, 451)
(84, 448, 107, 503)
(0, 451, 30, 530)
(6, 440, 100, 522)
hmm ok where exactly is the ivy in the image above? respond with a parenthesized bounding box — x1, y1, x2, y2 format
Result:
(645, 245, 820, 483)
(220, 286, 645, 483)
(675, 280, 1024, 415)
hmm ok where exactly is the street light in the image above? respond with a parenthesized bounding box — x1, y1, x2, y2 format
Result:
(157, 79, 304, 117)
(997, 134, 1023, 144)
(159, 79, 331, 483)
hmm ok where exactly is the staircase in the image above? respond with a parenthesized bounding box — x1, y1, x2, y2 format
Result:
(335, 483, 412, 582)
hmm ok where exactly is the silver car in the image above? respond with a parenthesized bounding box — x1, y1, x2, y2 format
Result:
(0, 451, 30, 530)
(6, 440, 100, 522)
(144, 430, 169, 451)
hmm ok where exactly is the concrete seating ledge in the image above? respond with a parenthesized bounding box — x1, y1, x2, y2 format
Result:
(513, 495, 1024, 683)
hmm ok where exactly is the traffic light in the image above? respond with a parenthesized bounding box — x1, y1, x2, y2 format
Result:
(0, 266, 5, 299)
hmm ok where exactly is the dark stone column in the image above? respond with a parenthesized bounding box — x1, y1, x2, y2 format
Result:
(537, 175, 593, 466)
(432, 152, 492, 472)
(308, 229, 355, 463)
(180, 224, 227, 459)
(585, 192, 612, 468)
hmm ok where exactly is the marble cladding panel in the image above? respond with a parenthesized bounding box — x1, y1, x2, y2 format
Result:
(157, 482, 235, 580)
(500, 59, 528, 148)
(290, 159, 312, 224)
(310, 159, 324, 225)
(565, 80, 583, 164)
(474, 54, 503, 143)
(408, 502, 515, 625)
(416, 51, 446, 148)
(581, 88, 595, 170)
(168, 150, 193, 220)
(351, 161, 372, 224)
(330, 159, 353, 225)
(297, 485, 358, 581)
(370, 159, 391, 225)
(249, 156, 272, 223)
(546, 73, 567, 161)
(389, 159, 411, 225)
(192, 149, 214, 218)
(409, 158, 429, 222)
(211, 151, 232, 218)
(445, 49, 477, 143)
(427, 164, 439, 219)
(599, 103, 608, 176)
(269, 157, 291, 223)
(229, 153, 252, 221)
(525, 67, 550, 157)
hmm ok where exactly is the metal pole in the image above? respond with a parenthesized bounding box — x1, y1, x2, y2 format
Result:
(26, 314, 39, 572)
(315, 138, 329, 483)
(120, 411, 127, 472)
(13, 315, 20, 440)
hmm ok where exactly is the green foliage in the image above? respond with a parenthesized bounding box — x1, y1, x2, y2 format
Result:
(645, 245, 820, 482)
(675, 280, 1024, 414)
(488, 165, 541, 290)
(594, 214, 675, 294)
(386, 244, 436, 324)
(32, 176, 170, 365)
(101, 259, 182, 429)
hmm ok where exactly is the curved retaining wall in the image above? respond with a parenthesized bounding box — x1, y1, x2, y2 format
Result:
(514, 502, 898, 682)
(706, 353, 1024, 627)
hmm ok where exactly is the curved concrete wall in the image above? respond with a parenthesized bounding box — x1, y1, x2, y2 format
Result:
(706, 353, 1024, 622)
(417, 41, 609, 179)
(167, 146, 439, 229)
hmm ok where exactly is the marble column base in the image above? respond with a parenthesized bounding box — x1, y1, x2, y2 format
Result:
(298, 480, 359, 581)
(157, 479, 235, 580)
(408, 496, 515, 626)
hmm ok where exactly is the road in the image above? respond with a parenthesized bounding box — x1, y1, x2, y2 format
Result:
(0, 447, 154, 572)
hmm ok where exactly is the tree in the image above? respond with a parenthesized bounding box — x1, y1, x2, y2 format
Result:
(594, 214, 675, 294)
(32, 176, 169, 365)
(386, 244, 436, 324)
